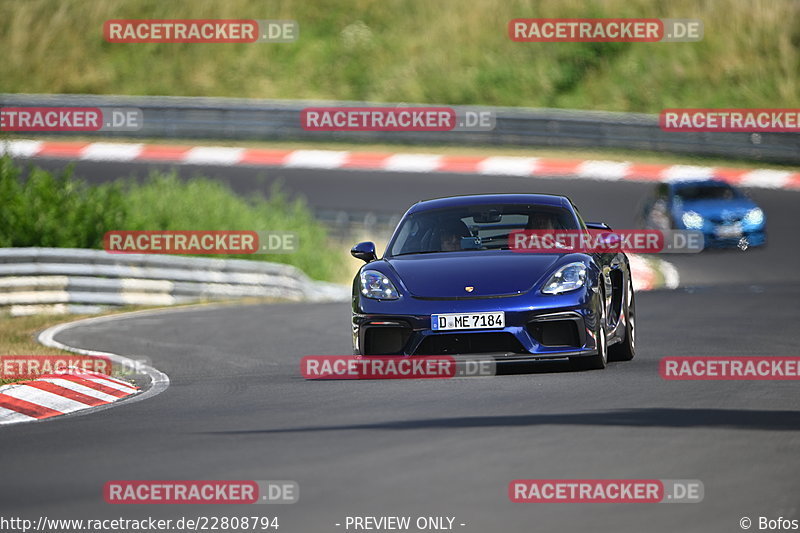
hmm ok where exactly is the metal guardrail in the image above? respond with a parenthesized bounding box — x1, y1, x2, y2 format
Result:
(315, 210, 401, 240)
(1, 93, 798, 164)
(0, 248, 349, 315)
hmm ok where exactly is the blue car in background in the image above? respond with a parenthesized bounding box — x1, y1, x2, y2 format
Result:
(639, 179, 766, 248)
(350, 194, 636, 370)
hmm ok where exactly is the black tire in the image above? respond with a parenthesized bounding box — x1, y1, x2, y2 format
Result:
(608, 277, 636, 362)
(571, 287, 608, 370)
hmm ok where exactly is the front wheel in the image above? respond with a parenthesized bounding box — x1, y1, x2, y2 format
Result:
(608, 277, 636, 362)
(571, 288, 607, 370)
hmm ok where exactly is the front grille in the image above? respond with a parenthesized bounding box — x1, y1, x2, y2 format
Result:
(709, 215, 743, 224)
(363, 327, 412, 355)
(527, 319, 581, 347)
(414, 332, 526, 355)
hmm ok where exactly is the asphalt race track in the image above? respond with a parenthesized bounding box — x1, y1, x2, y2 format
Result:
(3, 156, 799, 533)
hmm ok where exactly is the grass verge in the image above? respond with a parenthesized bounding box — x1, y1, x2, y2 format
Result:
(1, 0, 797, 113)
(0, 313, 96, 386)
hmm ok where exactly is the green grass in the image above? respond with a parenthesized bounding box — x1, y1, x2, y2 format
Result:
(0, 156, 347, 281)
(0, 0, 797, 113)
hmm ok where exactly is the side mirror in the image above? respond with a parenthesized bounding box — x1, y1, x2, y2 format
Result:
(585, 222, 612, 231)
(585, 222, 619, 250)
(351, 241, 377, 263)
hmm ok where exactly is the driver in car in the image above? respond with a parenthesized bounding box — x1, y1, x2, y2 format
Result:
(437, 219, 472, 252)
(526, 212, 559, 230)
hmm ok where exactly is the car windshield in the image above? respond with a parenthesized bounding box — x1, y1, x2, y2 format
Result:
(674, 183, 741, 201)
(389, 203, 578, 256)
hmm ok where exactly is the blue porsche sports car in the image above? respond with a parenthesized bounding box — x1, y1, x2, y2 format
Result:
(350, 194, 636, 370)
(639, 178, 766, 248)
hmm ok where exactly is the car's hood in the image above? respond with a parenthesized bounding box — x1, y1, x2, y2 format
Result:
(677, 197, 757, 217)
(385, 252, 562, 298)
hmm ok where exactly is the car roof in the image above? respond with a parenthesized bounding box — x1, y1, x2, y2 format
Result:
(667, 178, 735, 188)
(407, 193, 570, 214)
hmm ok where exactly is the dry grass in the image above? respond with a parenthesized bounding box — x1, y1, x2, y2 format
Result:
(0, 313, 94, 385)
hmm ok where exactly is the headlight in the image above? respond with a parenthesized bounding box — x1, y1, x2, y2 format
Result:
(681, 211, 704, 229)
(541, 262, 587, 295)
(360, 270, 399, 300)
(744, 207, 764, 226)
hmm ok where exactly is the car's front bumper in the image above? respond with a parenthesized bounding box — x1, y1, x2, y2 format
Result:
(352, 291, 602, 359)
(704, 230, 767, 248)
(699, 226, 766, 248)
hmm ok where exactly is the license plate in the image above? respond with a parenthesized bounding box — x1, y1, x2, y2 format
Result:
(431, 311, 505, 331)
(715, 223, 742, 238)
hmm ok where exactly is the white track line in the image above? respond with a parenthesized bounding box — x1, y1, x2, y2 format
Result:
(660, 260, 681, 289)
(739, 169, 792, 189)
(183, 147, 245, 166)
(383, 154, 442, 173)
(478, 156, 539, 176)
(80, 143, 144, 161)
(1, 139, 43, 157)
(285, 150, 349, 169)
(576, 160, 630, 180)
(662, 165, 716, 181)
